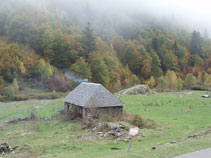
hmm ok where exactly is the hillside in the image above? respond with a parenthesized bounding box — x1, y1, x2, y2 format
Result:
(0, 91, 211, 157)
(0, 0, 211, 100)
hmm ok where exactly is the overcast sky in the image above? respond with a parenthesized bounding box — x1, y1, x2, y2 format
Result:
(26, 0, 211, 34)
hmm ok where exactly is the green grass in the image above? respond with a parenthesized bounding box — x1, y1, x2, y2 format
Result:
(0, 91, 211, 158)
(0, 86, 66, 102)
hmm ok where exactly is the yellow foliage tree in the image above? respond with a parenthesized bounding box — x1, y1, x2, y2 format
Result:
(147, 76, 156, 88)
(18, 61, 26, 74)
(165, 70, 177, 90)
(12, 78, 19, 91)
(204, 72, 211, 86)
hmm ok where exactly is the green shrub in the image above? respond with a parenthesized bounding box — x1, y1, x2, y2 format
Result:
(13, 94, 30, 101)
(131, 114, 145, 128)
(0, 86, 15, 100)
(191, 83, 208, 91)
(184, 73, 197, 89)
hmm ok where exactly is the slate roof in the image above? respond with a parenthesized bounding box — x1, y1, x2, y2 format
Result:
(64, 82, 124, 108)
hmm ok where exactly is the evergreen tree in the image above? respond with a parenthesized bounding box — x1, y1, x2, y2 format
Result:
(150, 50, 163, 78)
(82, 23, 97, 58)
(152, 37, 159, 52)
(190, 31, 203, 57)
(173, 41, 179, 51)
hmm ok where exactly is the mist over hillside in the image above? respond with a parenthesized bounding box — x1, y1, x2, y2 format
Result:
(1, 0, 211, 37)
(5, 0, 209, 37)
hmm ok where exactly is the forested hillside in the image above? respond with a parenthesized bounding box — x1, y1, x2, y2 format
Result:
(0, 0, 210, 99)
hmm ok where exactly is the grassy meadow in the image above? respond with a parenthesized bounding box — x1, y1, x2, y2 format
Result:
(0, 91, 211, 158)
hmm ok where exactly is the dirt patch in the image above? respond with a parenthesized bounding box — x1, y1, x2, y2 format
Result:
(13, 151, 35, 158)
(187, 129, 211, 139)
(8, 112, 43, 124)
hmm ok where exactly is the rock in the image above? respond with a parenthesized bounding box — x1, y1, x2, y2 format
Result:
(107, 122, 125, 130)
(34, 106, 40, 110)
(84, 129, 89, 132)
(119, 84, 149, 95)
(201, 95, 210, 98)
(104, 133, 109, 137)
(108, 131, 116, 136)
(92, 127, 97, 131)
(94, 122, 129, 141)
(123, 138, 130, 142)
(170, 141, 177, 144)
(97, 132, 103, 134)
(116, 132, 122, 137)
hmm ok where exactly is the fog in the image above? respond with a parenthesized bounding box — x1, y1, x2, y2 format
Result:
(2, 0, 211, 36)
(48, 0, 211, 34)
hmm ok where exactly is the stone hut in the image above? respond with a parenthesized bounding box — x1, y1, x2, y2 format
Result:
(64, 82, 124, 119)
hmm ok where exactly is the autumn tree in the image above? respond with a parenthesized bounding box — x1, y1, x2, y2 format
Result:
(36, 59, 53, 81)
(70, 57, 91, 79)
(163, 53, 179, 72)
(184, 73, 197, 89)
(156, 76, 167, 92)
(42, 29, 79, 69)
(204, 72, 211, 86)
(147, 76, 156, 88)
(177, 77, 183, 91)
(12, 78, 19, 91)
(112, 36, 125, 56)
(120, 65, 139, 88)
(141, 53, 152, 79)
(189, 54, 204, 67)
(88, 52, 109, 88)
(120, 40, 142, 75)
(165, 70, 178, 90)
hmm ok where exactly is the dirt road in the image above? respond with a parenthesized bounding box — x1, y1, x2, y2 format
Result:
(174, 148, 211, 158)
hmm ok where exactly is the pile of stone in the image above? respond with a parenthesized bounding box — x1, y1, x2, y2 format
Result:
(0, 142, 17, 155)
(94, 122, 130, 141)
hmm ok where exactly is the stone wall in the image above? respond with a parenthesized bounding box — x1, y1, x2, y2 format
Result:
(84, 106, 123, 118)
(64, 102, 123, 119)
